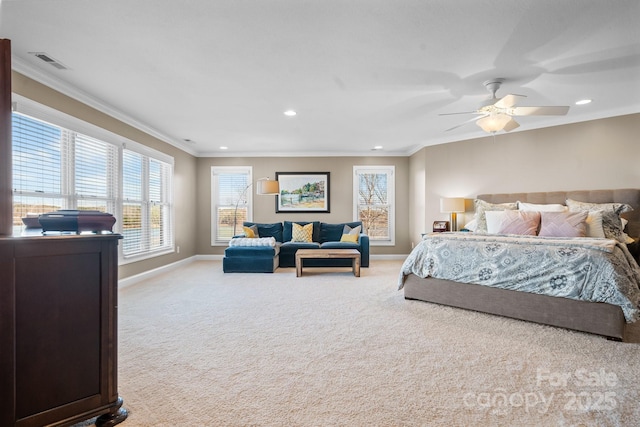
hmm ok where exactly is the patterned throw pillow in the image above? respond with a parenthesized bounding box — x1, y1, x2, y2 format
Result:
(565, 199, 633, 215)
(566, 199, 633, 243)
(485, 210, 540, 235)
(538, 211, 588, 238)
(243, 225, 259, 238)
(292, 223, 313, 242)
(474, 199, 518, 233)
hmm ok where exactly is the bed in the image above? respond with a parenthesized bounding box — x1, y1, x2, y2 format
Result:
(399, 189, 640, 341)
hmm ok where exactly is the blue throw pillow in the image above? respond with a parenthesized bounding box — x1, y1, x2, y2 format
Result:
(243, 222, 284, 243)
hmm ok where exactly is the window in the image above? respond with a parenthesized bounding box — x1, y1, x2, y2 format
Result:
(121, 149, 174, 260)
(353, 165, 395, 245)
(211, 166, 252, 245)
(11, 98, 174, 263)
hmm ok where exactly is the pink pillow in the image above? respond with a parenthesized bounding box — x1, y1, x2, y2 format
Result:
(497, 210, 540, 235)
(538, 211, 588, 238)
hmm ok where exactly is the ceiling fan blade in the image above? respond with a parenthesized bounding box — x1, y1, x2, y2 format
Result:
(503, 117, 520, 132)
(511, 106, 570, 116)
(494, 94, 526, 109)
(439, 111, 480, 116)
(445, 114, 488, 132)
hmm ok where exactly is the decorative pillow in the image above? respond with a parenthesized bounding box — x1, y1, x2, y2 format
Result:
(292, 223, 314, 242)
(485, 210, 540, 235)
(463, 219, 478, 232)
(538, 211, 588, 238)
(474, 199, 517, 233)
(585, 211, 605, 238)
(599, 210, 633, 243)
(566, 199, 633, 243)
(242, 225, 259, 238)
(284, 221, 320, 242)
(340, 233, 359, 243)
(565, 199, 633, 215)
(244, 222, 284, 243)
(343, 224, 362, 235)
(517, 202, 567, 212)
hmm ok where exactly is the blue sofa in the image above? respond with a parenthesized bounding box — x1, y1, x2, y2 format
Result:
(222, 220, 370, 273)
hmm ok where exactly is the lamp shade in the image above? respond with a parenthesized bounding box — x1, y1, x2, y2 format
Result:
(256, 179, 279, 195)
(476, 113, 512, 133)
(440, 197, 465, 213)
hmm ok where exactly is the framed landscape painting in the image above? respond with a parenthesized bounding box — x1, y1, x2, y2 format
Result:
(276, 172, 330, 213)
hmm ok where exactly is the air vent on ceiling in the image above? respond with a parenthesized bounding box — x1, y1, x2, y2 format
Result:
(28, 52, 68, 70)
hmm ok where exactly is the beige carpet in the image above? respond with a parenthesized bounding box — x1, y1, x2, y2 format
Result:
(92, 260, 640, 426)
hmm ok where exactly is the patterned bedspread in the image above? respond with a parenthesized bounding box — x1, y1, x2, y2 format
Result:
(399, 233, 640, 322)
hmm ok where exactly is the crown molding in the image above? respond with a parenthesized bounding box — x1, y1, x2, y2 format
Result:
(11, 56, 198, 157)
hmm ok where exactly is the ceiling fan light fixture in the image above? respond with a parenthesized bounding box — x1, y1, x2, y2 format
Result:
(476, 113, 511, 133)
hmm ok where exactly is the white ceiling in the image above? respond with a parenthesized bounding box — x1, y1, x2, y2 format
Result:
(1, 0, 639, 157)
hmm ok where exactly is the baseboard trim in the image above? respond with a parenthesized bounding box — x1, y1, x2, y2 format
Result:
(118, 256, 197, 289)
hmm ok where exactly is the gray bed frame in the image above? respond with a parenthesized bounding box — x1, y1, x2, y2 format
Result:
(404, 189, 640, 341)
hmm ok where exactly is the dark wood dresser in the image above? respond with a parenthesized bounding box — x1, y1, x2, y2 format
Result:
(0, 234, 127, 427)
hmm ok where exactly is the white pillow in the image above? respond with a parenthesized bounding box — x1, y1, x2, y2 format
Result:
(585, 211, 605, 238)
(463, 219, 478, 232)
(518, 201, 567, 212)
(485, 211, 507, 234)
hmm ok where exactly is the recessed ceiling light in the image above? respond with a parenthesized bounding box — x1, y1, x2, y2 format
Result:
(220, 146, 228, 150)
(372, 146, 383, 151)
(284, 110, 297, 117)
(575, 99, 592, 105)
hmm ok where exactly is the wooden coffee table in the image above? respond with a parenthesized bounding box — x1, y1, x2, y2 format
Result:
(295, 249, 361, 277)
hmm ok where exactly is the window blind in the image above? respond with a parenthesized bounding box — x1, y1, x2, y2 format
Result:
(211, 167, 252, 243)
(12, 106, 174, 261)
(12, 113, 65, 230)
(121, 149, 173, 258)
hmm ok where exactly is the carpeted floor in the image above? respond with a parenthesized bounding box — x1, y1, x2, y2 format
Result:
(86, 260, 640, 426)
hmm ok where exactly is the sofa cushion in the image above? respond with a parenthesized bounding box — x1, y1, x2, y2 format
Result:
(243, 222, 284, 243)
(283, 221, 320, 242)
(320, 221, 363, 243)
(320, 241, 360, 250)
(280, 241, 321, 250)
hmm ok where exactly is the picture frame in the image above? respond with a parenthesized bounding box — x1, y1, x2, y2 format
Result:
(275, 172, 330, 213)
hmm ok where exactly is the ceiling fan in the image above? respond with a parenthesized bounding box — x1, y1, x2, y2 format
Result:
(441, 78, 570, 133)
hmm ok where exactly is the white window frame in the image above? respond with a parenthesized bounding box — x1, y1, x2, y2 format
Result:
(211, 166, 253, 246)
(12, 95, 175, 264)
(120, 146, 174, 263)
(353, 165, 395, 246)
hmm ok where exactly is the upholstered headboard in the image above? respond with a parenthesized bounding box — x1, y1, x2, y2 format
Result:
(476, 189, 640, 239)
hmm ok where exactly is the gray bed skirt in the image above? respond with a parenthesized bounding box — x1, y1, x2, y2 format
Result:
(403, 274, 627, 341)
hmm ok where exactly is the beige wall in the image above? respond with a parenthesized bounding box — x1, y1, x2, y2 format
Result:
(12, 72, 198, 279)
(196, 156, 412, 255)
(410, 113, 640, 244)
